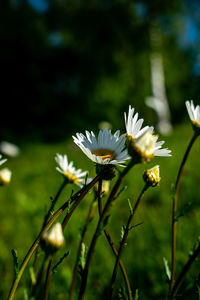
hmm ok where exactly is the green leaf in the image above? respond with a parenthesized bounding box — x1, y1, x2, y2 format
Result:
(29, 266, 36, 285)
(11, 249, 19, 278)
(118, 286, 127, 299)
(120, 225, 126, 241)
(23, 289, 28, 300)
(127, 198, 133, 214)
(134, 289, 139, 300)
(80, 243, 87, 270)
(163, 257, 171, 281)
(114, 185, 127, 201)
(53, 251, 69, 274)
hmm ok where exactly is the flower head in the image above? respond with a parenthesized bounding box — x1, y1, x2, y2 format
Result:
(143, 165, 161, 187)
(186, 100, 200, 132)
(125, 105, 153, 140)
(128, 128, 171, 163)
(73, 128, 130, 167)
(0, 141, 20, 157)
(55, 154, 88, 187)
(41, 223, 65, 254)
(0, 168, 12, 186)
(0, 154, 7, 166)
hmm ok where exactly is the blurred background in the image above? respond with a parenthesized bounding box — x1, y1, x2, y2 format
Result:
(1, 0, 200, 142)
(1, 0, 200, 299)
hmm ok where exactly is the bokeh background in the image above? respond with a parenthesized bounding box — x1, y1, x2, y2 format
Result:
(1, 0, 200, 299)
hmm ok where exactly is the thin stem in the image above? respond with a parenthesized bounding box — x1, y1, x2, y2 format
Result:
(40, 172, 104, 300)
(42, 179, 68, 228)
(97, 180, 133, 300)
(29, 254, 49, 298)
(171, 243, 200, 297)
(7, 172, 104, 300)
(110, 185, 148, 298)
(69, 197, 95, 300)
(97, 179, 103, 215)
(30, 179, 68, 295)
(62, 171, 103, 230)
(79, 161, 135, 300)
(44, 256, 54, 300)
(7, 201, 68, 300)
(170, 132, 198, 293)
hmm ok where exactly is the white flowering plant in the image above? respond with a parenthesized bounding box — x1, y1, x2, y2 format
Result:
(5, 102, 200, 300)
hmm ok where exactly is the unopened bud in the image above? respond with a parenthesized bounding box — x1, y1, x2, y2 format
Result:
(0, 168, 12, 186)
(41, 223, 65, 254)
(143, 165, 161, 187)
(95, 180, 110, 196)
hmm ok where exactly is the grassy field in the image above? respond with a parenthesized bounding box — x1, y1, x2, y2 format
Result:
(1, 123, 200, 300)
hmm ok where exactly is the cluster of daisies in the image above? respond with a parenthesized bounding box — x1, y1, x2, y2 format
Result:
(55, 101, 200, 187)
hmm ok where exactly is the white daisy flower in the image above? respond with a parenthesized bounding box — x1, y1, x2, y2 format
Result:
(0, 154, 7, 166)
(127, 127, 171, 163)
(186, 100, 200, 129)
(124, 105, 153, 139)
(55, 154, 88, 187)
(73, 128, 130, 167)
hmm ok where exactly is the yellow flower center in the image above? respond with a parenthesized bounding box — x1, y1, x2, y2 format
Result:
(192, 120, 200, 129)
(127, 132, 156, 163)
(64, 171, 79, 183)
(92, 149, 115, 161)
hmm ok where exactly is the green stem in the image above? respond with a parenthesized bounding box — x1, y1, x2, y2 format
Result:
(7, 172, 104, 300)
(97, 179, 103, 216)
(7, 201, 69, 300)
(110, 185, 148, 298)
(29, 254, 49, 298)
(30, 179, 68, 295)
(69, 197, 95, 300)
(97, 180, 133, 300)
(40, 171, 104, 300)
(62, 171, 104, 230)
(79, 161, 135, 300)
(42, 179, 68, 228)
(170, 132, 198, 293)
(170, 243, 200, 298)
(44, 255, 54, 300)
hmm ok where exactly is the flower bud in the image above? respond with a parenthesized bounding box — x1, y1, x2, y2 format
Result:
(95, 180, 110, 196)
(143, 165, 161, 187)
(41, 223, 65, 254)
(0, 168, 12, 186)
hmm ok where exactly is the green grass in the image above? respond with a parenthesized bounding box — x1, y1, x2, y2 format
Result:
(1, 123, 200, 300)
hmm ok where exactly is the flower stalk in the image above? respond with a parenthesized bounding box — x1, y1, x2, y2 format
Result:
(78, 160, 135, 300)
(97, 179, 133, 300)
(69, 197, 95, 300)
(7, 171, 104, 300)
(110, 184, 149, 298)
(170, 243, 200, 298)
(169, 131, 198, 293)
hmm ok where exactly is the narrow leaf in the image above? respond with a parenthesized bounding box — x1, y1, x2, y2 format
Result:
(134, 289, 139, 300)
(127, 198, 133, 214)
(11, 249, 19, 278)
(29, 266, 36, 285)
(163, 257, 171, 281)
(53, 251, 69, 273)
